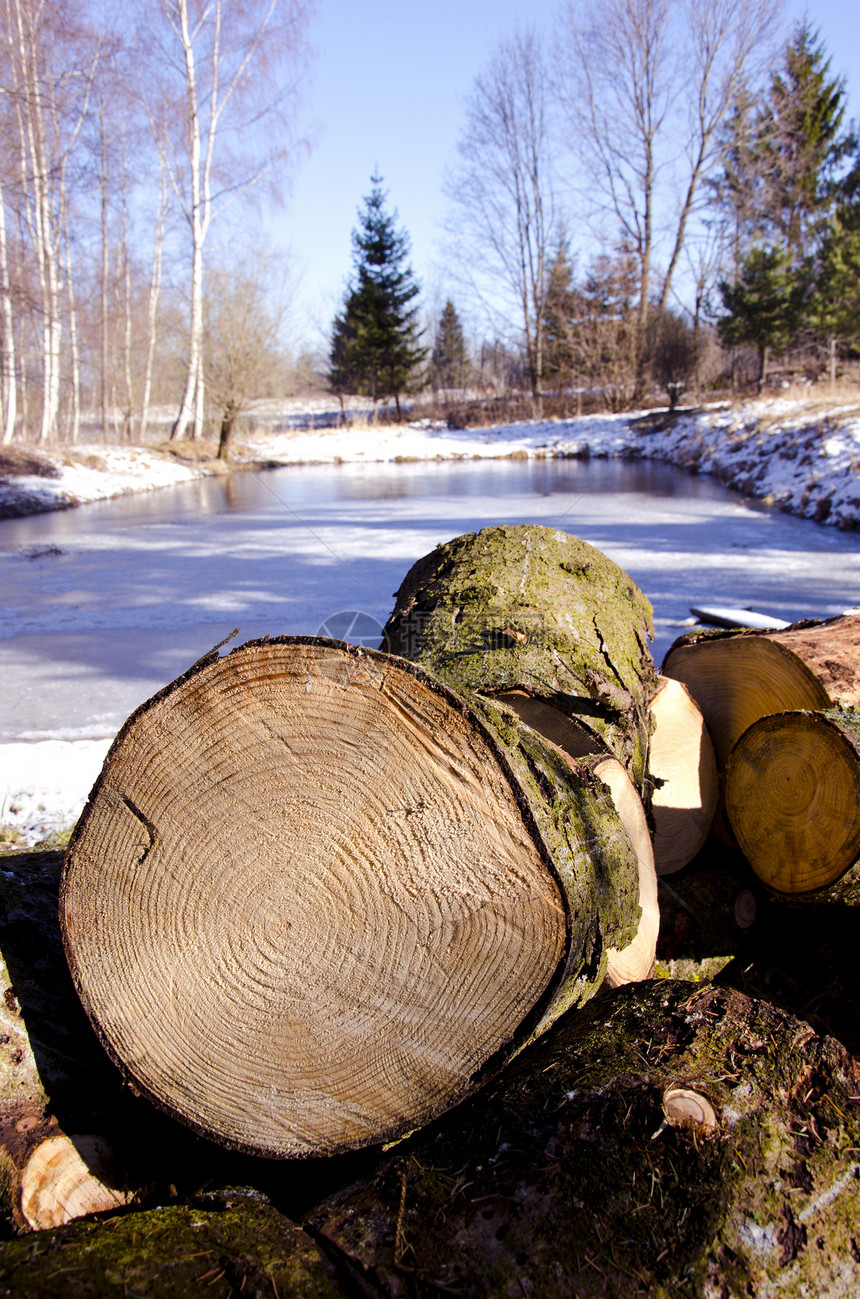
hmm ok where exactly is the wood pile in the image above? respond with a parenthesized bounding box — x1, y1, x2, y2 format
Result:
(663, 611, 860, 901)
(1, 524, 859, 1297)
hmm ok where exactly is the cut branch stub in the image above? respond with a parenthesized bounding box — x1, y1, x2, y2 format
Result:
(382, 525, 656, 790)
(661, 613, 860, 768)
(726, 708, 860, 902)
(61, 638, 638, 1159)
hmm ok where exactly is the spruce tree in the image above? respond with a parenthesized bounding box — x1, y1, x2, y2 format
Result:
(718, 246, 801, 391)
(328, 174, 426, 420)
(811, 163, 860, 380)
(756, 24, 854, 265)
(431, 300, 469, 392)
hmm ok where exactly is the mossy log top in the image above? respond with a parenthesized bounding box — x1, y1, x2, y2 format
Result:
(727, 706, 860, 904)
(0, 1197, 344, 1298)
(61, 638, 640, 1160)
(382, 525, 656, 789)
(310, 980, 860, 1299)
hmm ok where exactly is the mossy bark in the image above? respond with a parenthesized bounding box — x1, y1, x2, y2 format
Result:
(382, 525, 657, 790)
(308, 980, 860, 1299)
(0, 1197, 344, 1297)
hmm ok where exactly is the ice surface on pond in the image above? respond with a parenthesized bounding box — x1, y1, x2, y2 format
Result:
(2, 455, 859, 842)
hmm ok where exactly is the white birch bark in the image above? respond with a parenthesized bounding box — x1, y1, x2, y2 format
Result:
(0, 181, 17, 445)
(140, 164, 168, 443)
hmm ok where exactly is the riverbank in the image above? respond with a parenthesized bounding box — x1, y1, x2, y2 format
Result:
(2, 395, 859, 528)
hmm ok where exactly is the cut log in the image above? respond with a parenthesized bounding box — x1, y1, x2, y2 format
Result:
(381, 524, 657, 789)
(648, 676, 719, 874)
(0, 850, 144, 1231)
(726, 708, 860, 902)
(662, 611, 860, 768)
(491, 691, 658, 985)
(309, 980, 860, 1298)
(62, 637, 640, 1160)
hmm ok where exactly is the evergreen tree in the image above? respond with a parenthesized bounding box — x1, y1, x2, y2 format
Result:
(756, 23, 854, 265)
(717, 246, 801, 390)
(431, 300, 469, 392)
(541, 242, 578, 392)
(810, 161, 860, 380)
(327, 174, 426, 420)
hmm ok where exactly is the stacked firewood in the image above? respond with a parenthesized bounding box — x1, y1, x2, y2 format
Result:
(663, 612, 860, 903)
(1, 524, 859, 1298)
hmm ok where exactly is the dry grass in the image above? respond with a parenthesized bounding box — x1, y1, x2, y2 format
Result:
(0, 446, 61, 479)
(155, 438, 222, 462)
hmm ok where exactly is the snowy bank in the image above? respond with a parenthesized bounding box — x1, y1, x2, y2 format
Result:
(2, 396, 859, 529)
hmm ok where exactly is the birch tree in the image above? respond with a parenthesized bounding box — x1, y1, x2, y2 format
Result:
(147, 0, 311, 441)
(2, 0, 98, 443)
(444, 28, 557, 412)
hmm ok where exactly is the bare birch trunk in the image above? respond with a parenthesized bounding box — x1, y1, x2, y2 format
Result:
(0, 183, 16, 445)
(139, 169, 167, 444)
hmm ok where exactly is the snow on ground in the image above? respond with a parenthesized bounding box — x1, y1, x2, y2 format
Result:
(2, 397, 859, 529)
(0, 738, 111, 847)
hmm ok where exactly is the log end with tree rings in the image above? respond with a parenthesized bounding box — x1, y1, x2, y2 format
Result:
(726, 710, 860, 899)
(19, 1134, 135, 1232)
(662, 632, 832, 767)
(61, 639, 570, 1159)
(647, 677, 718, 875)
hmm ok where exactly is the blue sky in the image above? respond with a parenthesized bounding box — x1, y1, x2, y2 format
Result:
(277, 0, 860, 350)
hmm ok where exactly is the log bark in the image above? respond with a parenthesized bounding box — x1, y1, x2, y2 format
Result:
(308, 980, 860, 1299)
(381, 524, 657, 790)
(726, 707, 860, 903)
(661, 612, 860, 768)
(61, 637, 640, 1161)
(648, 676, 718, 875)
(487, 691, 658, 985)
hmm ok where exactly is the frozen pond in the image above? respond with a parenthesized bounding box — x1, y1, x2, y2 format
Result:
(2, 454, 859, 750)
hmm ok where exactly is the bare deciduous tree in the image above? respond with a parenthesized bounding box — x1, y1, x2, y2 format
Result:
(145, 0, 312, 442)
(204, 252, 292, 459)
(444, 28, 557, 413)
(556, 0, 780, 380)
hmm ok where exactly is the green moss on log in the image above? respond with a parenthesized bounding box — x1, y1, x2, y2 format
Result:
(382, 526, 656, 788)
(0, 1198, 343, 1297)
(309, 980, 860, 1298)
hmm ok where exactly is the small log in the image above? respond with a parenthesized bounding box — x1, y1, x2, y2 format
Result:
(0, 850, 143, 1231)
(490, 692, 657, 984)
(662, 611, 860, 768)
(62, 637, 640, 1160)
(588, 754, 658, 986)
(308, 980, 860, 1298)
(381, 524, 657, 789)
(648, 676, 718, 874)
(726, 707, 860, 902)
